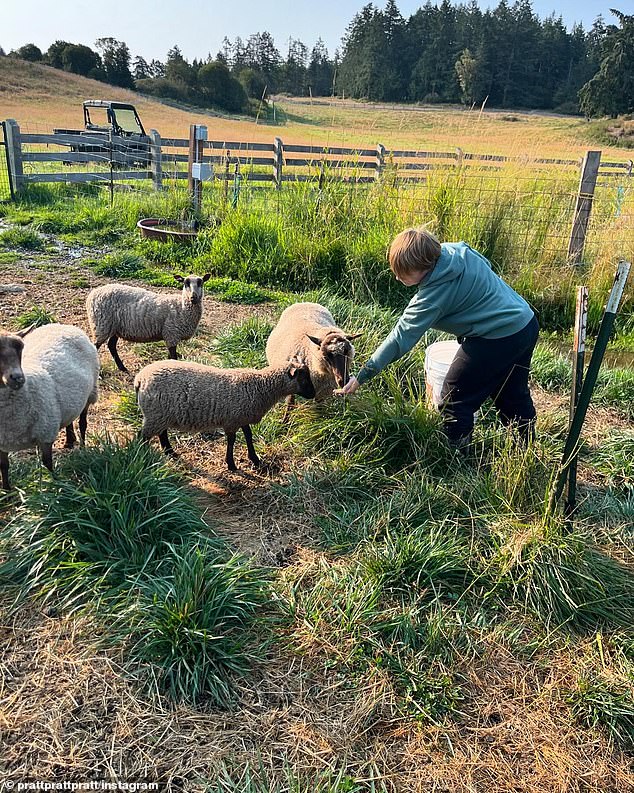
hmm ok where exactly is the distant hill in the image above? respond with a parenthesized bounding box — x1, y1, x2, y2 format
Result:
(0, 57, 272, 142)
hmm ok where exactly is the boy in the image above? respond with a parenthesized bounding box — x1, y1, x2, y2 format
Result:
(335, 227, 539, 448)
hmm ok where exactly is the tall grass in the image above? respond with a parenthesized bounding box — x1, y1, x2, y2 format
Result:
(5, 167, 632, 339)
(0, 438, 269, 704)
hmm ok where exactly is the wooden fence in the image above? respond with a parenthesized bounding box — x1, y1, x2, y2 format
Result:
(4, 119, 633, 193)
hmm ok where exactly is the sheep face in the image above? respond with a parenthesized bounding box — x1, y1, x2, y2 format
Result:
(288, 363, 316, 400)
(0, 329, 31, 391)
(175, 273, 211, 307)
(306, 331, 359, 388)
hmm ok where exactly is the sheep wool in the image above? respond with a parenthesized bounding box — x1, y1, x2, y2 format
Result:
(87, 283, 202, 347)
(0, 323, 99, 453)
(86, 274, 210, 371)
(134, 359, 315, 469)
(136, 361, 308, 435)
(266, 302, 356, 400)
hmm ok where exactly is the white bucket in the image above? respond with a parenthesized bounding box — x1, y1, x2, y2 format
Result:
(424, 340, 461, 408)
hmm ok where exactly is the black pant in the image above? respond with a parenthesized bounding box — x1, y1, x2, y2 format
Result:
(440, 315, 539, 443)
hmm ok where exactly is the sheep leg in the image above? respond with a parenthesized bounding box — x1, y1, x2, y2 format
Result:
(0, 451, 10, 491)
(159, 430, 176, 456)
(225, 432, 238, 471)
(107, 335, 128, 373)
(167, 345, 178, 360)
(79, 404, 90, 446)
(40, 443, 54, 473)
(242, 425, 260, 468)
(281, 394, 296, 423)
(65, 423, 77, 449)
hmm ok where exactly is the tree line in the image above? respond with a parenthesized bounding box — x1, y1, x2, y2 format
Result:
(3, 2, 633, 118)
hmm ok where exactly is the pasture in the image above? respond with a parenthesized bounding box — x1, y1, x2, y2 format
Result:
(0, 57, 633, 791)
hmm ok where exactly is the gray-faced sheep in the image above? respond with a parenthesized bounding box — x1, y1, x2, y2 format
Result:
(266, 302, 359, 408)
(86, 273, 211, 372)
(134, 359, 315, 470)
(0, 324, 99, 490)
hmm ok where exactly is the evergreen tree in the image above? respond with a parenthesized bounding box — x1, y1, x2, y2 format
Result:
(282, 38, 308, 95)
(95, 37, 134, 88)
(579, 10, 634, 117)
(133, 56, 151, 80)
(165, 45, 195, 87)
(308, 39, 334, 96)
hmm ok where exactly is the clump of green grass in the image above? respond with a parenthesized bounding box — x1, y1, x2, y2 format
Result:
(125, 537, 269, 705)
(499, 524, 634, 632)
(0, 438, 208, 607)
(530, 345, 572, 391)
(93, 251, 147, 279)
(212, 316, 273, 368)
(587, 430, 634, 492)
(0, 251, 19, 264)
(208, 762, 388, 793)
(359, 524, 473, 601)
(0, 437, 269, 705)
(0, 227, 45, 250)
(16, 305, 57, 328)
(114, 390, 142, 428)
(205, 276, 272, 304)
(568, 676, 634, 751)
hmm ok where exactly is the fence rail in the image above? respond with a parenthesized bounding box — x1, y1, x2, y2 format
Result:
(6, 118, 633, 194)
(3, 118, 633, 263)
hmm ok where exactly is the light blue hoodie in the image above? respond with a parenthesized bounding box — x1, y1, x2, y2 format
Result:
(356, 242, 534, 385)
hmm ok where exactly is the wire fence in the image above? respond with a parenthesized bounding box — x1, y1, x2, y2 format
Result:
(5, 119, 634, 274)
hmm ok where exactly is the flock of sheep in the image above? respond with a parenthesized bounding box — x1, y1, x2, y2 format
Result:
(0, 275, 358, 489)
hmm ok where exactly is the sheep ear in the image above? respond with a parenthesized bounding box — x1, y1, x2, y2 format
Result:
(16, 324, 36, 338)
(174, 274, 185, 284)
(306, 334, 322, 347)
(201, 273, 211, 283)
(346, 332, 362, 341)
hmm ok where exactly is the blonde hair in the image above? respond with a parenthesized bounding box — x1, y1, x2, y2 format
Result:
(388, 227, 441, 280)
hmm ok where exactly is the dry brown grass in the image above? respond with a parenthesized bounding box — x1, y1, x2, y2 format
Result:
(1, 600, 632, 790)
(3, 58, 634, 160)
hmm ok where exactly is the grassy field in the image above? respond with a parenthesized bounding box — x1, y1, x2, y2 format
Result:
(3, 57, 634, 160)
(0, 57, 633, 790)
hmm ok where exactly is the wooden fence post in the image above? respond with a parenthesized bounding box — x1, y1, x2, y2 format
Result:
(4, 119, 24, 193)
(149, 129, 162, 191)
(376, 143, 386, 181)
(188, 124, 206, 212)
(273, 137, 284, 188)
(568, 150, 601, 264)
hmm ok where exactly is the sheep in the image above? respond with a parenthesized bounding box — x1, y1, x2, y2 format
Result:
(134, 359, 315, 471)
(0, 323, 99, 490)
(265, 302, 359, 412)
(86, 273, 211, 373)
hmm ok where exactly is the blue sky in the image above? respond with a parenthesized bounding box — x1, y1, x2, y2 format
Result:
(0, 1, 625, 63)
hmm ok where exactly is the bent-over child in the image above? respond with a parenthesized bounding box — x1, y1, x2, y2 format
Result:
(336, 227, 539, 449)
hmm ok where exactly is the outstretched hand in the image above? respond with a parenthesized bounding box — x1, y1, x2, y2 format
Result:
(334, 375, 360, 397)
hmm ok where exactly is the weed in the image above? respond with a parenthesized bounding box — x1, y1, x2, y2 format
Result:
(0, 227, 45, 250)
(569, 676, 634, 751)
(16, 305, 57, 328)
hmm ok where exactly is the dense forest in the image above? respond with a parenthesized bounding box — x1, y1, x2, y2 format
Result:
(4, 3, 633, 117)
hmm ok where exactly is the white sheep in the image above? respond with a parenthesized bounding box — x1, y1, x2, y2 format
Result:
(86, 273, 211, 372)
(134, 359, 315, 470)
(266, 302, 359, 408)
(0, 323, 99, 490)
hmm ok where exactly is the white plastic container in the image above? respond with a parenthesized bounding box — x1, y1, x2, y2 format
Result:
(424, 339, 461, 408)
